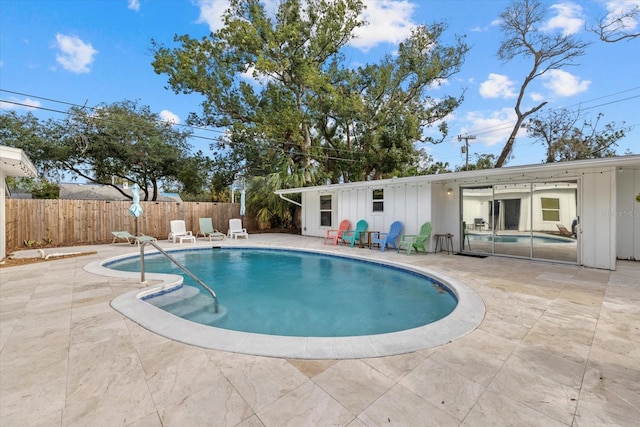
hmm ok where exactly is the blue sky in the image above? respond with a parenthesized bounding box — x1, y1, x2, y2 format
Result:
(1, 0, 639, 171)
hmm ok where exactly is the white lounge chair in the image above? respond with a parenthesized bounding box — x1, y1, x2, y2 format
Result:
(168, 220, 195, 243)
(197, 218, 225, 241)
(228, 218, 249, 239)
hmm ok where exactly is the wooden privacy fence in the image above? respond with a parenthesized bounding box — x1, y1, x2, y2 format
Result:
(4, 199, 256, 252)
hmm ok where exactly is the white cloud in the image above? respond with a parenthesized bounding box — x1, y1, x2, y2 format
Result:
(541, 69, 590, 96)
(196, 0, 230, 33)
(530, 92, 545, 102)
(240, 64, 273, 85)
(0, 97, 41, 111)
(128, 0, 140, 12)
(463, 108, 518, 147)
(159, 110, 180, 124)
(472, 16, 502, 32)
(53, 34, 98, 73)
(540, 2, 584, 35)
(260, 0, 280, 16)
(479, 73, 517, 99)
(195, 0, 417, 51)
(431, 78, 449, 89)
(351, 0, 416, 51)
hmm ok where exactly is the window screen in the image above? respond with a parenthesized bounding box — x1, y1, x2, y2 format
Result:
(373, 189, 384, 212)
(320, 195, 332, 226)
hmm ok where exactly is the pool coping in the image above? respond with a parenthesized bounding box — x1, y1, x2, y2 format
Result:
(86, 245, 486, 359)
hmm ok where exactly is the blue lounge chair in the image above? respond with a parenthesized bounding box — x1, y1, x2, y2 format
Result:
(370, 221, 403, 252)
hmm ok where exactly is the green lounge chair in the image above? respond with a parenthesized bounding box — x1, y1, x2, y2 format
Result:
(341, 220, 368, 247)
(197, 218, 225, 241)
(397, 222, 432, 255)
(370, 221, 403, 252)
(111, 231, 156, 246)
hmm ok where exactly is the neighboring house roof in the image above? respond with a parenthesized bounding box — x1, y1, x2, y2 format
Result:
(5, 191, 32, 199)
(59, 183, 183, 202)
(275, 155, 640, 194)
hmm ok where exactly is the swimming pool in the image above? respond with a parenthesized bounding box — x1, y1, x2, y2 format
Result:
(107, 248, 457, 337)
(97, 244, 485, 359)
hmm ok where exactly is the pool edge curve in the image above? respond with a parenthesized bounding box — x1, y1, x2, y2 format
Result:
(86, 245, 486, 359)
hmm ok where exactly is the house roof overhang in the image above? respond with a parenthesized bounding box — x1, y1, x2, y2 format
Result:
(0, 145, 37, 178)
(275, 155, 640, 195)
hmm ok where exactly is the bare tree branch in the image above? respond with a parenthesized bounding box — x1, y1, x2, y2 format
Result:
(494, 0, 590, 167)
(593, 5, 640, 43)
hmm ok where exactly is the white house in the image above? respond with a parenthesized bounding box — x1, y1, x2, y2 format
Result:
(276, 155, 640, 270)
(0, 145, 38, 260)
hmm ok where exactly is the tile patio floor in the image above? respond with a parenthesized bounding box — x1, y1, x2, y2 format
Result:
(1, 234, 638, 426)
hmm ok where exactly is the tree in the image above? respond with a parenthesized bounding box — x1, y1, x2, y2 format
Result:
(526, 109, 629, 162)
(455, 154, 496, 171)
(3, 176, 59, 199)
(246, 173, 300, 230)
(152, 0, 467, 186)
(494, 0, 590, 167)
(153, 0, 364, 185)
(0, 110, 46, 165)
(352, 24, 467, 181)
(165, 150, 215, 197)
(593, 4, 640, 42)
(422, 160, 452, 175)
(1, 102, 199, 201)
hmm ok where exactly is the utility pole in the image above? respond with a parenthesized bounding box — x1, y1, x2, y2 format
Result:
(458, 134, 476, 171)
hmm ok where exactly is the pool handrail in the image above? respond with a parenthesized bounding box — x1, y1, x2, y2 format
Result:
(139, 241, 219, 313)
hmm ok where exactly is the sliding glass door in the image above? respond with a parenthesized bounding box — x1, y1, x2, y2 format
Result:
(461, 186, 493, 256)
(531, 181, 578, 262)
(461, 181, 578, 263)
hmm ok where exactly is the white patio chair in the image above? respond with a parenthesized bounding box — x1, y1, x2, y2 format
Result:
(228, 218, 249, 239)
(168, 220, 194, 243)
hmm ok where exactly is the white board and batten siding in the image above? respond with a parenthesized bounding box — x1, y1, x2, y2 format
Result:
(281, 156, 640, 270)
(300, 182, 432, 240)
(616, 167, 640, 261)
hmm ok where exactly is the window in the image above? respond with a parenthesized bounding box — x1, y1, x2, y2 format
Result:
(372, 189, 384, 212)
(541, 197, 560, 221)
(320, 195, 332, 226)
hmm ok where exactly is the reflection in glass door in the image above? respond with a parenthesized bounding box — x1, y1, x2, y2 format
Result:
(492, 183, 531, 258)
(461, 181, 577, 264)
(531, 181, 578, 262)
(461, 187, 493, 256)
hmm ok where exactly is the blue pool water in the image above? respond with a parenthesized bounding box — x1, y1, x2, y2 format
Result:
(108, 248, 457, 337)
(469, 234, 573, 244)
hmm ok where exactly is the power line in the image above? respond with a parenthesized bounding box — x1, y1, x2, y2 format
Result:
(2, 86, 638, 165)
(0, 97, 362, 164)
(0, 89, 227, 137)
(443, 87, 640, 143)
(5, 86, 639, 143)
(0, 90, 365, 157)
(0, 98, 225, 144)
